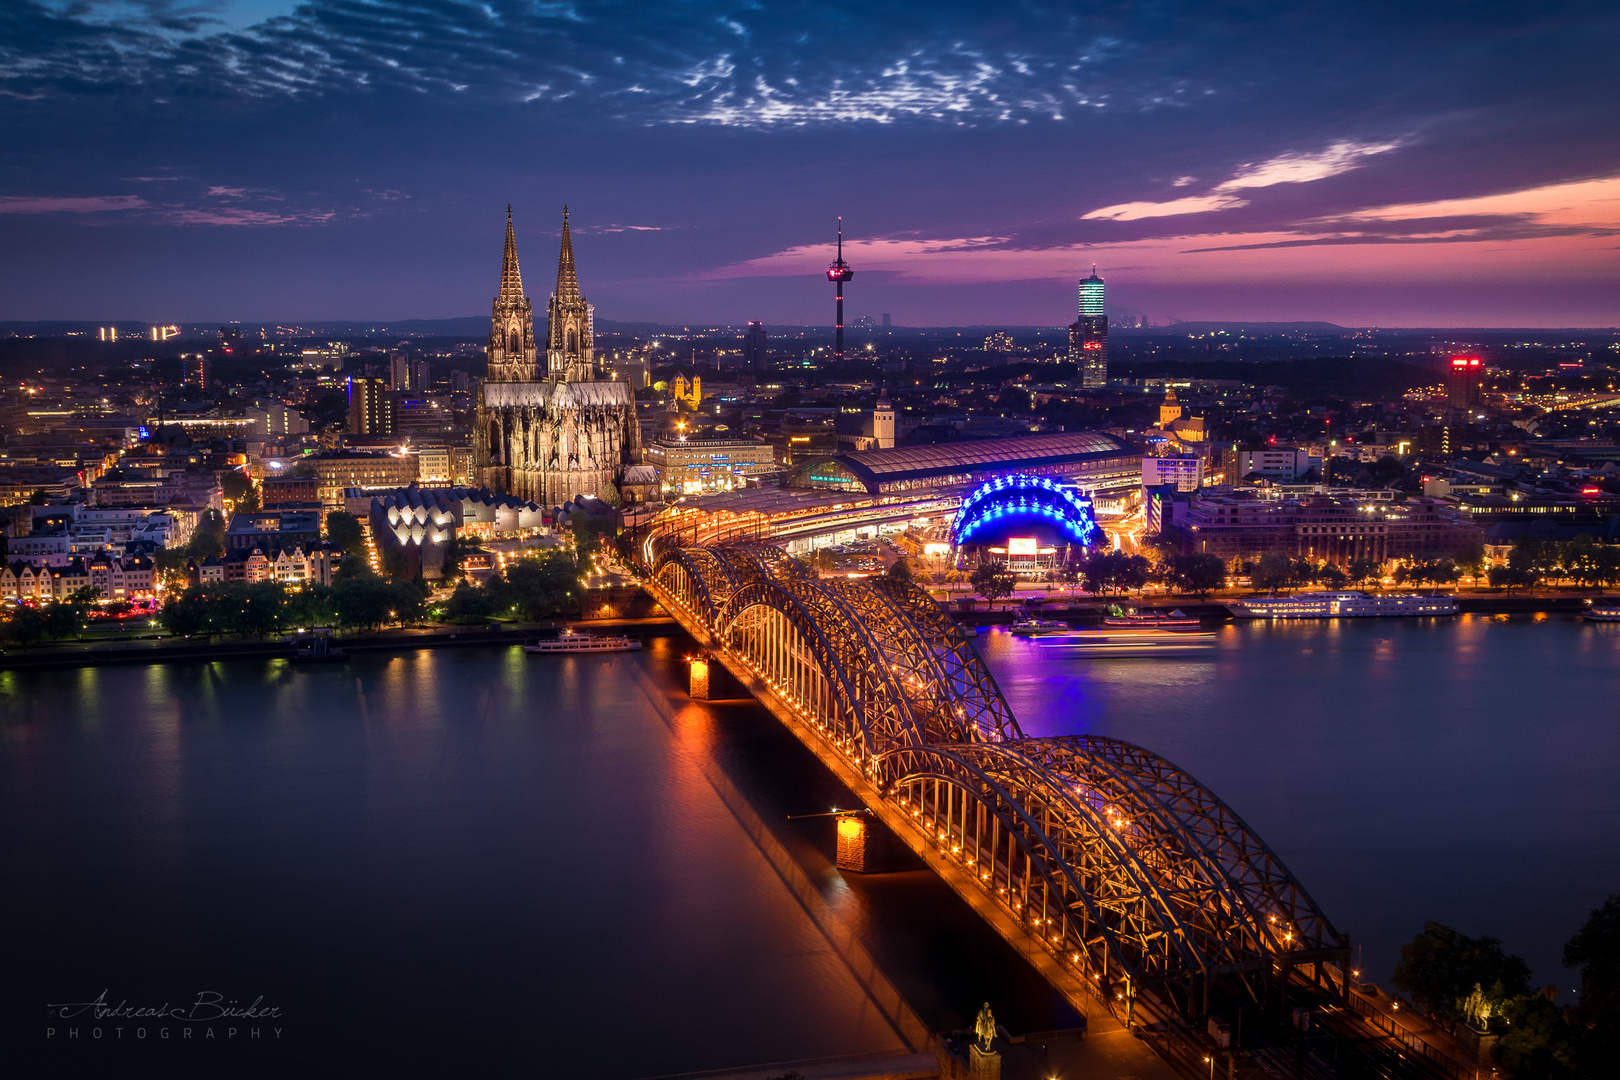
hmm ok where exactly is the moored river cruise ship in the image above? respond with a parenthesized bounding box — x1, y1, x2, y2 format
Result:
(1228, 591, 1460, 619)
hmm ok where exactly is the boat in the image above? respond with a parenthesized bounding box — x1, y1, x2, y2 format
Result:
(1037, 631, 1216, 657)
(1228, 591, 1459, 619)
(523, 629, 643, 654)
(1583, 604, 1620, 622)
(289, 631, 347, 663)
(1010, 617, 1071, 636)
(1101, 606, 1202, 630)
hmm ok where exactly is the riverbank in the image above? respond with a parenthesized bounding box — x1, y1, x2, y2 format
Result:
(0, 615, 680, 671)
(944, 594, 1593, 626)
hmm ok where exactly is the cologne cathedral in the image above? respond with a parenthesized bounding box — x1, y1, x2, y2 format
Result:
(474, 207, 641, 506)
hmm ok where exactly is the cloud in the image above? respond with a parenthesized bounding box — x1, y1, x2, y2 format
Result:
(0, 195, 145, 213)
(1214, 140, 1401, 191)
(1083, 139, 1402, 221)
(1082, 193, 1249, 222)
(1336, 175, 1620, 228)
(1182, 175, 1620, 251)
(162, 206, 334, 225)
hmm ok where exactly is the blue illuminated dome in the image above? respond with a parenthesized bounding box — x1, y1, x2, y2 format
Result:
(950, 473, 1100, 548)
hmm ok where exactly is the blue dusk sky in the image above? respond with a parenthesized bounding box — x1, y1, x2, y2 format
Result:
(2, 0, 1618, 327)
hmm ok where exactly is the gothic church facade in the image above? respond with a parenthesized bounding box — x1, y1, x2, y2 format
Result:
(475, 208, 641, 507)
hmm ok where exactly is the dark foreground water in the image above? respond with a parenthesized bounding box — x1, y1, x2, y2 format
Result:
(2, 615, 1617, 1077)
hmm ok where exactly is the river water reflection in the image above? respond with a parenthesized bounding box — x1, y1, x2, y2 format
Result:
(2, 614, 1616, 1077)
(974, 613, 1620, 995)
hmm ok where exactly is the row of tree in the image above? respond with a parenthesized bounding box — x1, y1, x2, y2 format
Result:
(1390, 895, 1619, 1078)
(1494, 537, 1620, 591)
(440, 551, 584, 623)
(159, 571, 428, 638)
(0, 587, 100, 647)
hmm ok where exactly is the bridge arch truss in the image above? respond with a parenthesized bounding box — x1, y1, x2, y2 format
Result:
(642, 534, 1346, 1022)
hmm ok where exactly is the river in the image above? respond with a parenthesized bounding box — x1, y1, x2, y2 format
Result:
(2, 614, 1615, 1077)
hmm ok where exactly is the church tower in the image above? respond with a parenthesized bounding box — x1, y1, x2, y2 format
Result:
(487, 206, 538, 383)
(546, 207, 595, 382)
(474, 205, 642, 507)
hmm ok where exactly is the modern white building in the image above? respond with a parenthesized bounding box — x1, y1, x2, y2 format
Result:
(1142, 455, 1204, 492)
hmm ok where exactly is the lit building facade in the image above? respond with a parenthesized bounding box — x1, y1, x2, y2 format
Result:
(1447, 356, 1483, 409)
(1142, 455, 1204, 492)
(347, 376, 392, 436)
(644, 437, 778, 496)
(1177, 494, 1479, 564)
(1070, 267, 1108, 388)
(474, 207, 641, 506)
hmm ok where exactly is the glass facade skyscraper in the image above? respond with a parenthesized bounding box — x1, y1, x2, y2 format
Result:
(1070, 266, 1108, 388)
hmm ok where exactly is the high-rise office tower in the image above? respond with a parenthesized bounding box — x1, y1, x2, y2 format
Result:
(1447, 356, 1483, 409)
(1070, 266, 1108, 388)
(744, 321, 768, 370)
(182, 357, 211, 390)
(390, 352, 430, 392)
(348, 376, 393, 435)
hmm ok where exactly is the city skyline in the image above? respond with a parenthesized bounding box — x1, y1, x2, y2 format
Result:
(2, 2, 1618, 328)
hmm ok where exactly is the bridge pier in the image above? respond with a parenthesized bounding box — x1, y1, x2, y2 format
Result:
(687, 654, 748, 700)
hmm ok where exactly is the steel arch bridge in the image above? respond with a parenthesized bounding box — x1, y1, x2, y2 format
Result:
(644, 535, 1348, 1024)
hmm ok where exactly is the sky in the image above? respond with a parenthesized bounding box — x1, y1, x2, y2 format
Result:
(2, 0, 1619, 328)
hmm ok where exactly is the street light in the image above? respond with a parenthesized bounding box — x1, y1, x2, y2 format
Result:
(1203, 1055, 1214, 1080)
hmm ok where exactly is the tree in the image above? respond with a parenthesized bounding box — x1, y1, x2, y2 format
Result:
(1495, 993, 1577, 1079)
(380, 545, 410, 582)
(221, 468, 259, 512)
(43, 600, 85, 640)
(1391, 921, 1531, 1025)
(1316, 562, 1349, 590)
(501, 551, 582, 621)
(1251, 552, 1294, 594)
(325, 511, 367, 559)
(1489, 564, 1533, 592)
(1452, 540, 1486, 586)
(1, 606, 48, 649)
(885, 558, 914, 583)
(970, 560, 1016, 608)
(1348, 557, 1382, 590)
(446, 581, 501, 622)
(332, 573, 400, 630)
(233, 581, 288, 637)
(161, 585, 216, 638)
(1168, 553, 1227, 598)
(284, 584, 337, 628)
(1564, 893, 1620, 1062)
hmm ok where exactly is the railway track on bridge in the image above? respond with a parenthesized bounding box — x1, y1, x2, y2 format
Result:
(637, 531, 1475, 1080)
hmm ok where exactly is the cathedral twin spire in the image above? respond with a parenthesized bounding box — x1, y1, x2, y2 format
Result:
(490, 205, 592, 383)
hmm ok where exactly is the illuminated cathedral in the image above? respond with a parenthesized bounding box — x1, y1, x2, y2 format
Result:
(474, 207, 641, 506)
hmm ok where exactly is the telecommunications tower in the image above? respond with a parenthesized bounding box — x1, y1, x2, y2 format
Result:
(826, 217, 854, 361)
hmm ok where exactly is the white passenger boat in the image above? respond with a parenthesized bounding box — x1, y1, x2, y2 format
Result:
(1228, 591, 1459, 619)
(1583, 604, 1620, 622)
(523, 630, 643, 654)
(1010, 617, 1071, 636)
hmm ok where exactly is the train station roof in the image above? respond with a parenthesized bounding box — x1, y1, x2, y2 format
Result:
(789, 431, 1133, 494)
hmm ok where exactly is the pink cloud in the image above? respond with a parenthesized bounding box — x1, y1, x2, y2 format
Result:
(163, 207, 336, 226)
(0, 195, 146, 213)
